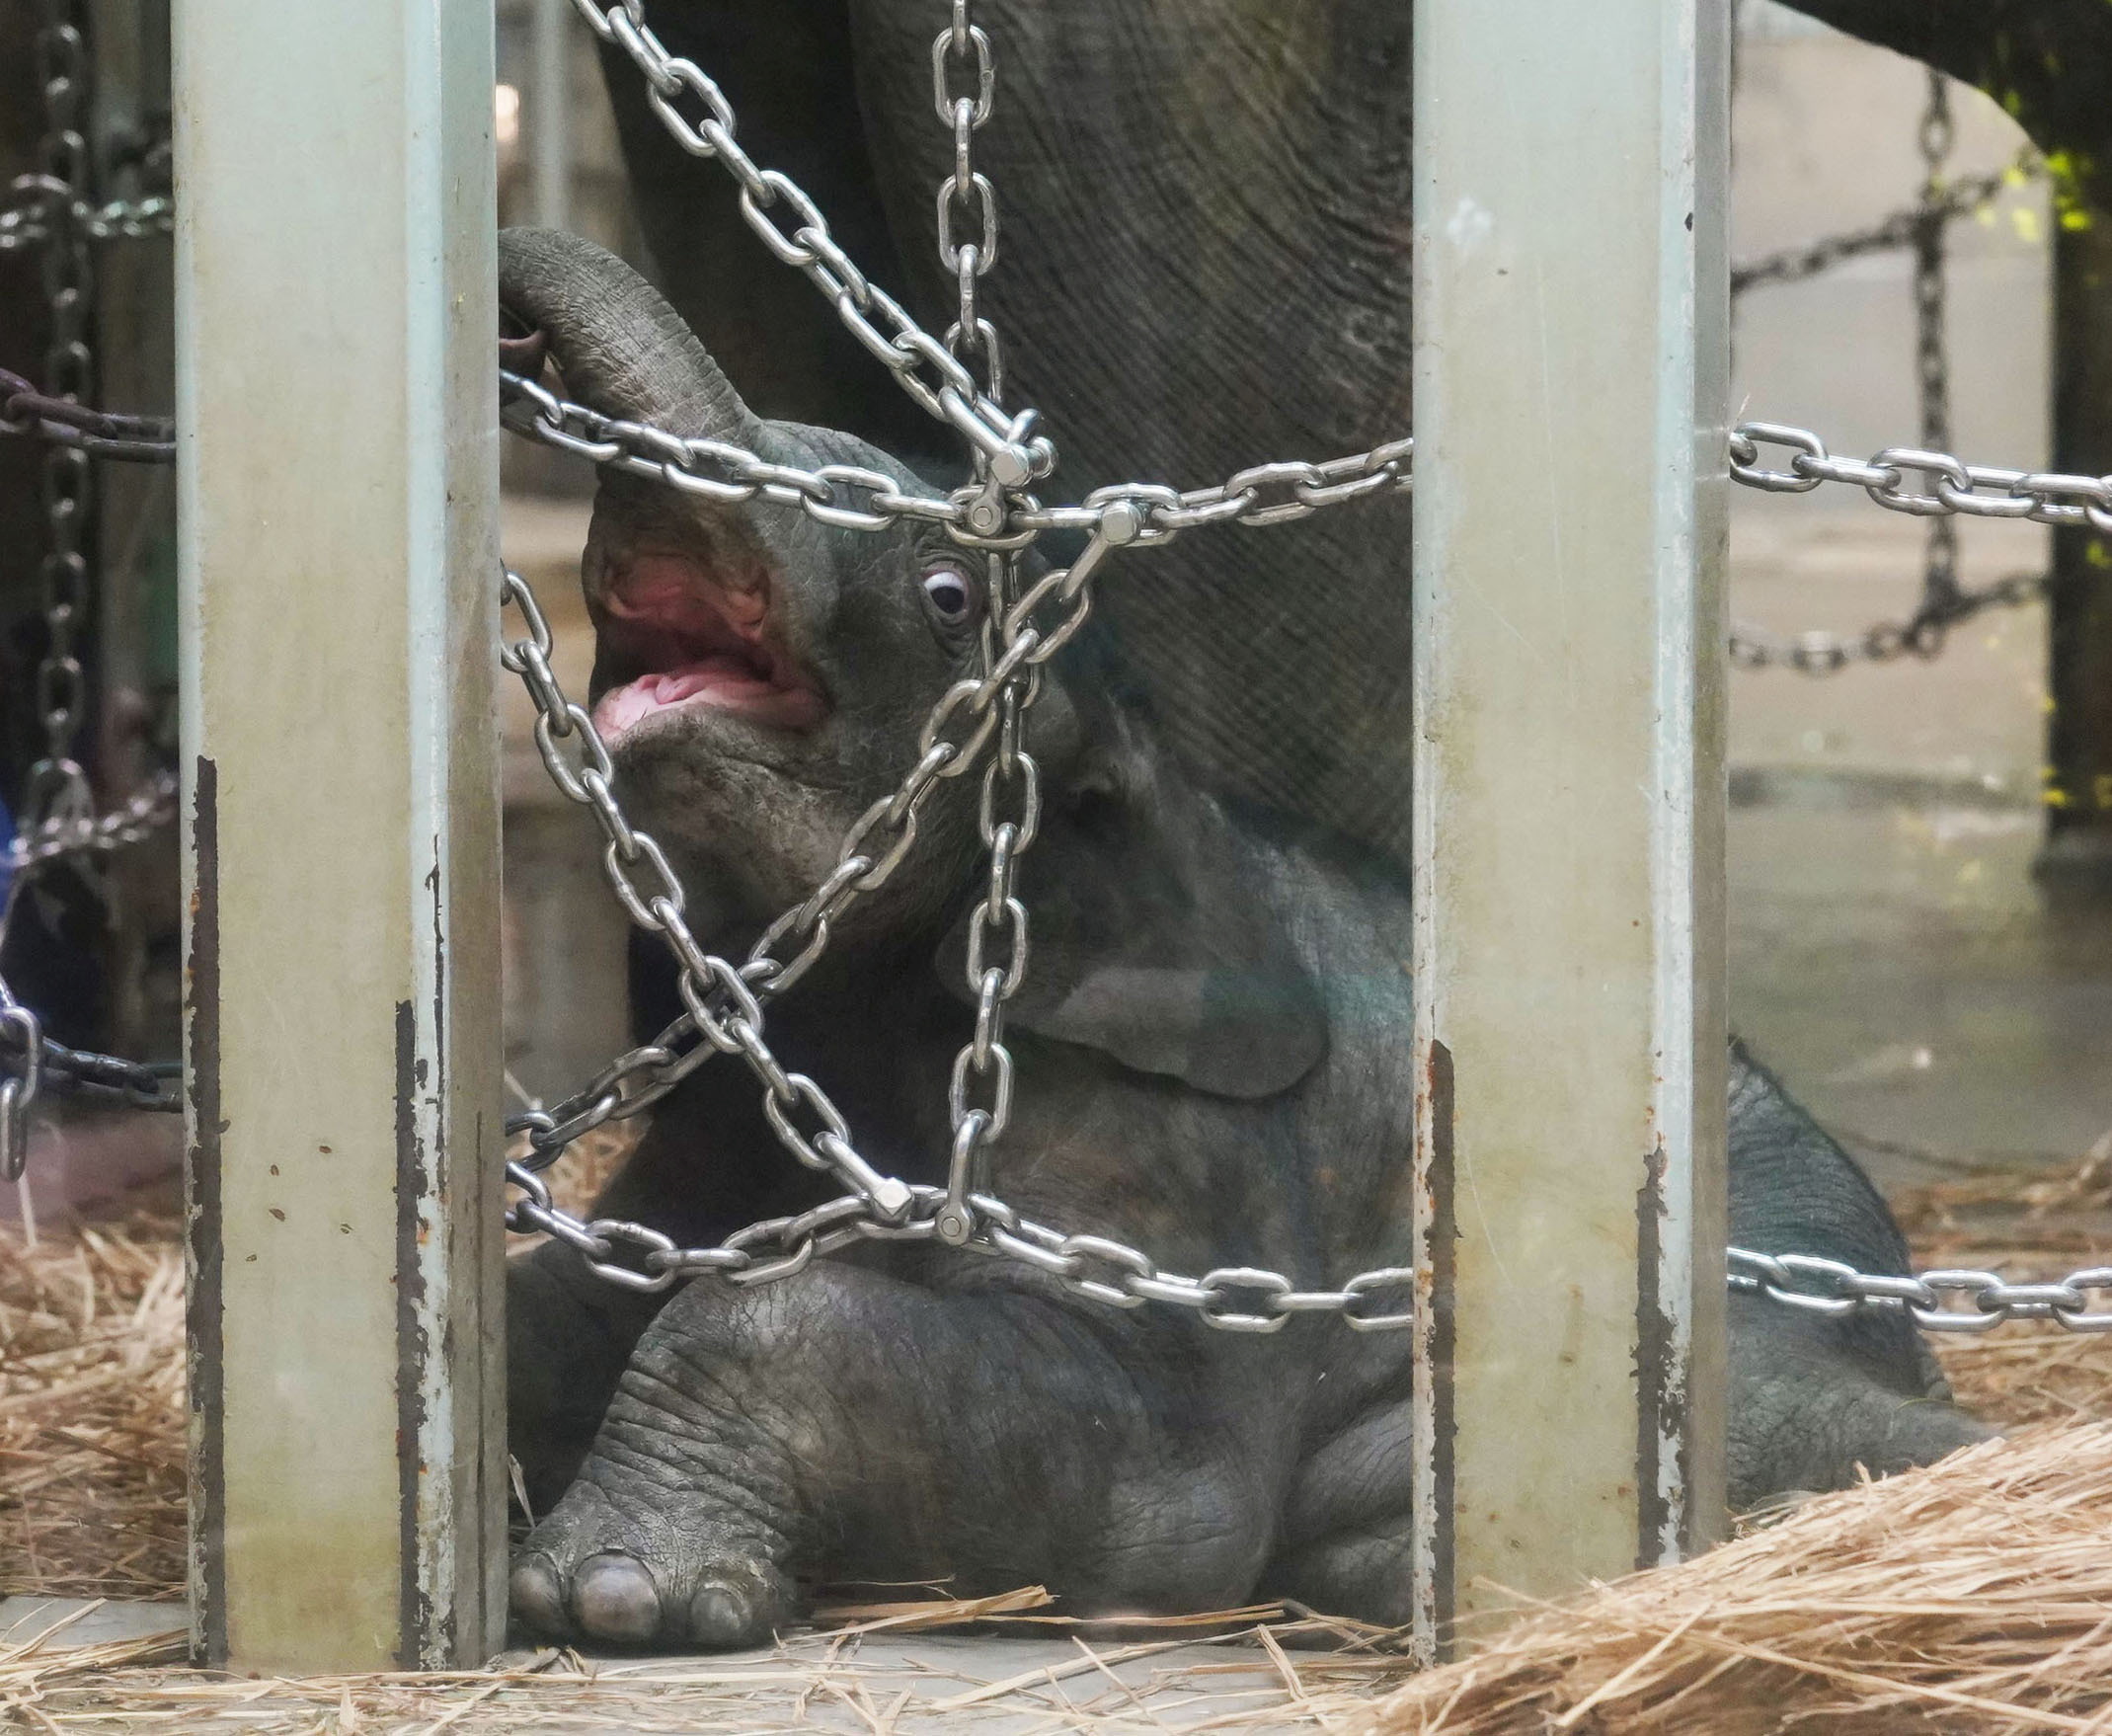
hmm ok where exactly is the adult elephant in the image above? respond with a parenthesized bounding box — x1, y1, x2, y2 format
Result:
(593, 0, 2110, 867)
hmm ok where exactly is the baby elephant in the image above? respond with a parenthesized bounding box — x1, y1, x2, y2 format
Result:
(497, 228, 1987, 1648)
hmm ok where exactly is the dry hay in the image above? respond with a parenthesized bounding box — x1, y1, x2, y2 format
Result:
(0, 1210, 184, 1601)
(0, 1600, 1412, 1732)
(1898, 1133, 2112, 1429)
(1330, 1421, 2112, 1736)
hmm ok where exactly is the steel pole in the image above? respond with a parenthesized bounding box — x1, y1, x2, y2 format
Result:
(174, 0, 506, 1670)
(1409, 0, 1731, 1658)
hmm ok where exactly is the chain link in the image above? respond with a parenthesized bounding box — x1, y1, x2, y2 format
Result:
(931, 0, 1001, 405)
(0, 17, 184, 1183)
(1729, 1250, 2112, 1334)
(0, 190, 173, 252)
(1729, 148, 2038, 297)
(0, 996, 39, 1183)
(1, 365, 175, 463)
(562, 0, 1049, 490)
(1913, 71, 1962, 623)
(499, 367, 977, 538)
(4, 767, 177, 874)
(23, 0, 99, 840)
(497, 552, 1426, 1328)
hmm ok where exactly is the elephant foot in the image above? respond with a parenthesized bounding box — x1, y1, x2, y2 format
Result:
(510, 1473, 796, 1647)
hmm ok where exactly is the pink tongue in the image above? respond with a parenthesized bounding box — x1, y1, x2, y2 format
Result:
(592, 654, 824, 738)
(650, 657, 769, 704)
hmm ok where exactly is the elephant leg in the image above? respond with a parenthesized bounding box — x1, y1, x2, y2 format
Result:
(1261, 1395, 1416, 1627)
(509, 1263, 1288, 1647)
(1725, 1302, 1994, 1513)
(507, 1238, 668, 1516)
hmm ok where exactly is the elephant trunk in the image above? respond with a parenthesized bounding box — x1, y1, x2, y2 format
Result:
(497, 225, 763, 449)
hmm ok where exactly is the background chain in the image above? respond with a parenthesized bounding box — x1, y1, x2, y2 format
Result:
(0, 192, 172, 251)
(1914, 70, 1962, 626)
(27, 0, 98, 836)
(1730, 147, 2038, 297)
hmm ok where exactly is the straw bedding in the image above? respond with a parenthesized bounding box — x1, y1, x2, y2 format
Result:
(0, 1208, 185, 1601)
(0, 1129, 2106, 1732)
(1333, 1423, 2112, 1736)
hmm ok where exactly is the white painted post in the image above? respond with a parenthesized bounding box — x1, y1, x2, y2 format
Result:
(1409, 0, 1731, 1657)
(174, 0, 506, 1672)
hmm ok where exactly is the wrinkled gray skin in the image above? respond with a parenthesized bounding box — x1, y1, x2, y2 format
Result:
(497, 229, 1988, 1649)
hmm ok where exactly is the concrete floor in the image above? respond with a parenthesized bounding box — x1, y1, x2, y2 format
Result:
(1725, 519, 2112, 1191)
(0, 1596, 1364, 1731)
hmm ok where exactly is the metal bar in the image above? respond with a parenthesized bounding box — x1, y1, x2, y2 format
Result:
(174, 0, 505, 1671)
(529, 0, 572, 232)
(1409, 0, 1730, 1659)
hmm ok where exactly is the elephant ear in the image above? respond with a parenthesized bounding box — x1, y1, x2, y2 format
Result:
(935, 766, 1327, 1099)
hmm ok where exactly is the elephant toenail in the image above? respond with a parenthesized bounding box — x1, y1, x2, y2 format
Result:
(508, 1555, 568, 1635)
(687, 1582, 757, 1647)
(573, 1551, 664, 1643)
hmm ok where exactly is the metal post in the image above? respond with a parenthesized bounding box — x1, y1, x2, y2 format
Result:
(174, 0, 506, 1672)
(1409, 0, 1730, 1658)
(530, 0, 572, 233)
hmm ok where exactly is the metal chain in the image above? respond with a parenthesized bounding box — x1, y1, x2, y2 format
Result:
(1724, 417, 2104, 669)
(1726, 428, 2112, 527)
(0, 959, 181, 1181)
(1730, 148, 2038, 297)
(1727, 571, 2048, 672)
(500, 558, 2110, 1334)
(496, 550, 1424, 1330)
(561, 0, 1050, 496)
(504, 362, 1414, 548)
(0, 190, 173, 252)
(932, 0, 1001, 403)
(24, 0, 99, 842)
(0, 984, 39, 1182)
(2, 104, 172, 253)
(8, 366, 2090, 685)
(1729, 1249, 2112, 1335)
(500, 507, 1133, 1178)
(936, 553, 1032, 1242)
(1, 365, 174, 463)
(0, 14, 185, 1183)
(4, 766, 176, 874)
(500, 367, 977, 538)
(1914, 71, 1961, 621)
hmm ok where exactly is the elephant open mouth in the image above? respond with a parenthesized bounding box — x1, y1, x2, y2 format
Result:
(591, 550, 828, 740)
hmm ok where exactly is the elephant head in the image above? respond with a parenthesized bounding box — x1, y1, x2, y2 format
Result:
(497, 226, 1082, 950)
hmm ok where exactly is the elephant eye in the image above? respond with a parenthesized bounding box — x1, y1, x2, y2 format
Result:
(921, 564, 978, 626)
